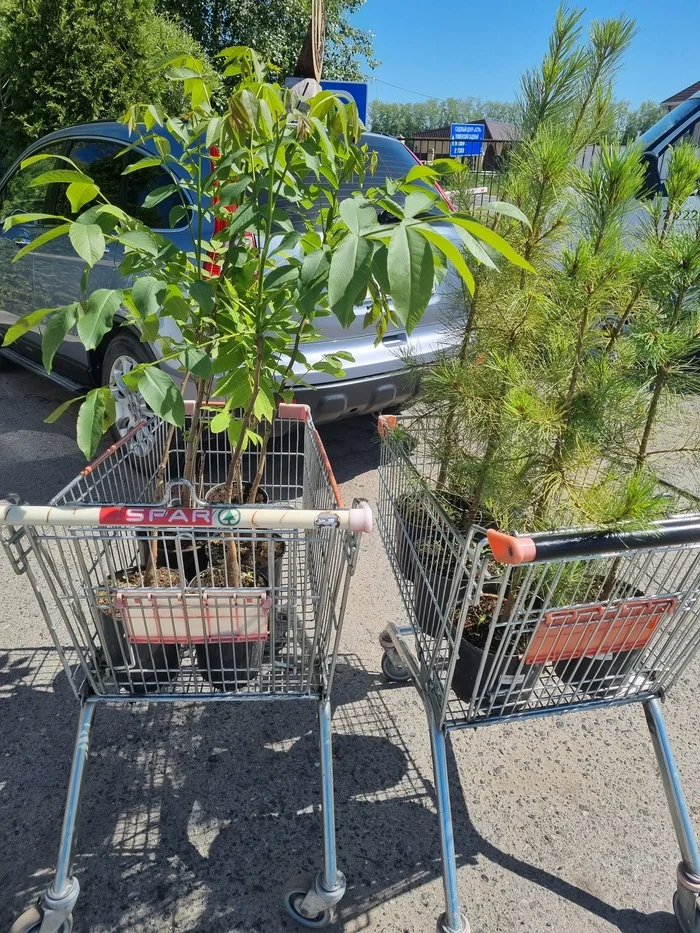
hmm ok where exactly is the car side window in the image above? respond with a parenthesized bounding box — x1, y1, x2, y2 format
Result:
(125, 161, 184, 229)
(0, 143, 65, 221)
(54, 139, 126, 217)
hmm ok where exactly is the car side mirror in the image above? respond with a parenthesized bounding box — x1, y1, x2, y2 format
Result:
(640, 151, 661, 199)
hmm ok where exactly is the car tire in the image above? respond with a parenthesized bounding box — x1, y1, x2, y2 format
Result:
(101, 333, 154, 444)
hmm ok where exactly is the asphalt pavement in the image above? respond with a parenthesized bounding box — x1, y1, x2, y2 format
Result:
(1, 356, 699, 933)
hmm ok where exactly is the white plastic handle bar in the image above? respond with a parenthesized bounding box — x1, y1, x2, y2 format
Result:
(0, 502, 373, 534)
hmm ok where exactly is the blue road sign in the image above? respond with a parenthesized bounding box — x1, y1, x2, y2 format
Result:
(450, 122, 485, 158)
(320, 80, 368, 125)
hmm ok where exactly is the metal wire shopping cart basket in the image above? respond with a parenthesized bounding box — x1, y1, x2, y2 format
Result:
(0, 402, 372, 933)
(377, 412, 700, 933)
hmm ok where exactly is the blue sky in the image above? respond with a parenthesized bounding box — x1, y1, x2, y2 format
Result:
(352, 0, 700, 108)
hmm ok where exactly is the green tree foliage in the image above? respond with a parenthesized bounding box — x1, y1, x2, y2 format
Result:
(418, 5, 665, 533)
(0, 0, 215, 168)
(615, 99, 665, 142)
(155, 0, 377, 78)
(369, 97, 521, 138)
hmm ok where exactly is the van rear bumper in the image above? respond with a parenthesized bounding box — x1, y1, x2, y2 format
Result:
(293, 369, 420, 425)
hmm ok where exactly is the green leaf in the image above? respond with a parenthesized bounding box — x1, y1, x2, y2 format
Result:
(431, 158, 466, 175)
(253, 384, 275, 423)
(403, 191, 436, 218)
(29, 169, 92, 187)
(373, 246, 391, 294)
(476, 200, 531, 228)
(119, 230, 159, 256)
(42, 304, 79, 373)
(449, 215, 534, 272)
(122, 156, 162, 174)
(455, 226, 500, 269)
(328, 233, 373, 327)
(387, 223, 435, 332)
(68, 223, 105, 267)
(96, 204, 129, 222)
(417, 226, 475, 295)
(164, 294, 191, 322)
(227, 201, 255, 237)
(190, 280, 216, 314)
(265, 264, 299, 290)
(179, 347, 212, 379)
(142, 185, 178, 209)
(45, 395, 83, 424)
(218, 177, 251, 205)
(210, 408, 231, 433)
(138, 367, 184, 427)
(13, 223, 70, 262)
(132, 276, 166, 318)
(76, 388, 107, 460)
(3, 212, 56, 230)
(406, 164, 438, 183)
(2, 307, 53, 346)
(339, 198, 376, 235)
(66, 182, 99, 213)
(77, 289, 122, 350)
(214, 367, 250, 408)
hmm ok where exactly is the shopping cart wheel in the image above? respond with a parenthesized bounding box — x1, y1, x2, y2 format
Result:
(10, 905, 73, 933)
(673, 890, 700, 933)
(283, 873, 336, 928)
(382, 651, 411, 683)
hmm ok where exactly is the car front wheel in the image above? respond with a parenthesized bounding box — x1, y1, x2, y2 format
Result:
(101, 334, 154, 444)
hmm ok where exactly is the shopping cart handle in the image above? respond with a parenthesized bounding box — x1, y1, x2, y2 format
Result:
(0, 502, 374, 534)
(488, 514, 700, 564)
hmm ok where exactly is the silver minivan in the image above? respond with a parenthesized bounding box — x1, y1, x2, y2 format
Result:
(0, 122, 462, 433)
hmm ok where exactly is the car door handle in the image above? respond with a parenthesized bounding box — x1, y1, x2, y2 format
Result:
(12, 235, 30, 247)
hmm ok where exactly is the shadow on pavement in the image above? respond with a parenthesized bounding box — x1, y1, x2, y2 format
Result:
(0, 647, 677, 933)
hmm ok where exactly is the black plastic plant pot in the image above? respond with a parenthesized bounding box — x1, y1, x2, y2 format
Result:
(549, 585, 662, 700)
(451, 635, 542, 716)
(553, 650, 641, 701)
(413, 560, 468, 639)
(138, 535, 206, 582)
(195, 640, 266, 692)
(190, 566, 270, 692)
(394, 495, 433, 581)
(205, 483, 269, 505)
(98, 607, 181, 694)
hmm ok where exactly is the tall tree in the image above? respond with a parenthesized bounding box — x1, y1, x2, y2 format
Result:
(615, 99, 665, 142)
(0, 0, 214, 165)
(156, 0, 377, 78)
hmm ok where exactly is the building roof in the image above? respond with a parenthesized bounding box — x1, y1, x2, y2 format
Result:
(410, 119, 521, 142)
(661, 80, 700, 107)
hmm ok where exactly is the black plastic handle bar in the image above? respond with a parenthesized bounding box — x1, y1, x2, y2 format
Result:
(488, 514, 700, 565)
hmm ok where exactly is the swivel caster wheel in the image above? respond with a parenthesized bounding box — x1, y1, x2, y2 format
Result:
(283, 873, 336, 928)
(382, 651, 411, 683)
(10, 906, 74, 933)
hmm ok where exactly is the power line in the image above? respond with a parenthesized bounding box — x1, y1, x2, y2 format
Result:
(371, 77, 445, 101)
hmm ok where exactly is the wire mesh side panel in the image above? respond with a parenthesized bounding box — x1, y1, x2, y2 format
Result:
(7, 413, 357, 700)
(377, 416, 700, 728)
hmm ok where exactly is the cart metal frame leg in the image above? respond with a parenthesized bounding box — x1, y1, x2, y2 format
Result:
(645, 698, 700, 933)
(283, 697, 347, 928)
(13, 700, 97, 933)
(427, 704, 470, 933)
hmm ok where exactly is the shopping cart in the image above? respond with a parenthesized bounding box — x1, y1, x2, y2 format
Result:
(1, 402, 372, 933)
(377, 413, 700, 933)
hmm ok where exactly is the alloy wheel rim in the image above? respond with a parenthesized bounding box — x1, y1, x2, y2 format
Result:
(110, 354, 151, 436)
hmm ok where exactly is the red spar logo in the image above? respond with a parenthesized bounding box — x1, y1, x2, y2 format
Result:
(99, 508, 216, 527)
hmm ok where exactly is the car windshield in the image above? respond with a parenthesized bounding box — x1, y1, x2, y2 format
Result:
(640, 98, 700, 152)
(273, 133, 438, 231)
